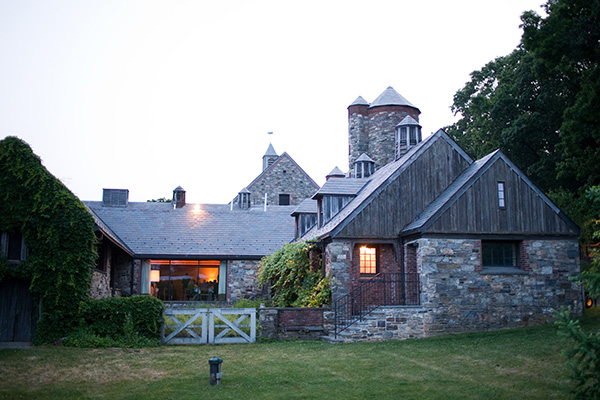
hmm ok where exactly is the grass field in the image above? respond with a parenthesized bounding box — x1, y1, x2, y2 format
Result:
(1, 309, 598, 400)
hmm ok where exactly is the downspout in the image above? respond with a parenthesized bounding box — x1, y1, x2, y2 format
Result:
(130, 259, 135, 295)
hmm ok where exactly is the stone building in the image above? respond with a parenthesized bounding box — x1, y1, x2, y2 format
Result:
(87, 186, 296, 303)
(300, 86, 582, 341)
(239, 144, 319, 206)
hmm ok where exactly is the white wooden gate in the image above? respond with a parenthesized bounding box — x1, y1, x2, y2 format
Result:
(162, 307, 256, 345)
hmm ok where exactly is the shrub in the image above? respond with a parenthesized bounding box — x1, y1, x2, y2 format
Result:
(69, 295, 164, 347)
(257, 240, 330, 307)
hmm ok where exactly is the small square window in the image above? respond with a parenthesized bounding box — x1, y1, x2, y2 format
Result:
(482, 241, 520, 271)
(279, 194, 290, 206)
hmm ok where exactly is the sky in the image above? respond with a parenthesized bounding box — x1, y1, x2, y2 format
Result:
(0, 0, 547, 204)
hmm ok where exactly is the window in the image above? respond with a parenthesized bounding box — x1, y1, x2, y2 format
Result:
(359, 246, 377, 275)
(279, 194, 290, 205)
(1, 231, 26, 262)
(149, 259, 221, 301)
(482, 241, 517, 269)
(498, 182, 505, 208)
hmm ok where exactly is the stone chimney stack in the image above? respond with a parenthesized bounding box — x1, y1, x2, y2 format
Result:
(173, 186, 186, 208)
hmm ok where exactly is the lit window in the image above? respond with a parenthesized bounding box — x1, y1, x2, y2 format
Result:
(359, 246, 377, 275)
(498, 182, 505, 208)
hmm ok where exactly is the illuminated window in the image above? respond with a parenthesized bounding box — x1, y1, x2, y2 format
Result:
(359, 246, 377, 275)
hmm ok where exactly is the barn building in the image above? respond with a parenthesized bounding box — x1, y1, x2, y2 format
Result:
(299, 86, 582, 340)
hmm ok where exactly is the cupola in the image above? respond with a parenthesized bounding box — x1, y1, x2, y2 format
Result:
(262, 143, 278, 171)
(353, 153, 375, 179)
(238, 187, 251, 209)
(395, 115, 422, 159)
(173, 186, 186, 208)
(326, 166, 345, 181)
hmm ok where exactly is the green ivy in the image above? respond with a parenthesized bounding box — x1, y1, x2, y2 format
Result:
(257, 240, 330, 307)
(0, 136, 97, 343)
(72, 295, 164, 347)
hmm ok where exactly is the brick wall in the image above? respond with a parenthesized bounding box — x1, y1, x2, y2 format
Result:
(259, 307, 334, 340)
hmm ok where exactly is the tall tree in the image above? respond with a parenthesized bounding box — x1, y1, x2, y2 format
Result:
(447, 0, 600, 229)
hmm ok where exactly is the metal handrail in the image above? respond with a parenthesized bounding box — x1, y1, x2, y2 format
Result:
(333, 272, 419, 337)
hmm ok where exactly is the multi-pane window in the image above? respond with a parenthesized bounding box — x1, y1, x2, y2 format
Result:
(498, 182, 506, 208)
(482, 241, 517, 268)
(359, 246, 377, 275)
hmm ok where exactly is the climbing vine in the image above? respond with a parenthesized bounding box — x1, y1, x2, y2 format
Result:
(257, 240, 330, 307)
(0, 137, 97, 343)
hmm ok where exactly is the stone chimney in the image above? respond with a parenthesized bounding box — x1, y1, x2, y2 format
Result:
(173, 186, 186, 208)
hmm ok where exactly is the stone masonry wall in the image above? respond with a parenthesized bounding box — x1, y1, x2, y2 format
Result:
(416, 238, 582, 336)
(324, 239, 353, 301)
(91, 270, 111, 299)
(227, 259, 262, 302)
(248, 156, 318, 206)
(367, 108, 418, 168)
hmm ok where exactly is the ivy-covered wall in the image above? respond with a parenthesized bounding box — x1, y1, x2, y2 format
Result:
(0, 136, 97, 343)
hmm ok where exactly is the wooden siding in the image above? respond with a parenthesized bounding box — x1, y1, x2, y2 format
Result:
(428, 158, 578, 235)
(337, 138, 471, 238)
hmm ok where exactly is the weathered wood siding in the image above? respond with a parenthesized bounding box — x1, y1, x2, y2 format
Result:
(0, 279, 36, 342)
(338, 138, 471, 238)
(428, 158, 578, 235)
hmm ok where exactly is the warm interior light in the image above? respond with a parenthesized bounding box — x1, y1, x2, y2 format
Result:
(150, 270, 160, 283)
(586, 297, 593, 308)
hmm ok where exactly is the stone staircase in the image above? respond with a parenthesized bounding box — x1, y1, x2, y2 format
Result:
(322, 306, 426, 343)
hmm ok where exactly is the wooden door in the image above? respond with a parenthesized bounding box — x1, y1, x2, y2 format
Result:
(0, 279, 36, 342)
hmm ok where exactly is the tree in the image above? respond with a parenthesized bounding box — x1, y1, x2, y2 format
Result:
(447, 0, 600, 230)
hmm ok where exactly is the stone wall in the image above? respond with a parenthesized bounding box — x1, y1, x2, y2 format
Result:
(336, 306, 427, 342)
(90, 270, 111, 299)
(227, 259, 263, 302)
(247, 155, 319, 206)
(324, 239, 352, 300)
(416, 238, 582, 336)
(259, 307, 334, 340)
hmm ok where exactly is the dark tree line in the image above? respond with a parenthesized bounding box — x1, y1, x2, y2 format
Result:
(446, 0, 600, 239)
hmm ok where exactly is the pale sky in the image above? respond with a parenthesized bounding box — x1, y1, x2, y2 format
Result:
(0, 0, 546, 204)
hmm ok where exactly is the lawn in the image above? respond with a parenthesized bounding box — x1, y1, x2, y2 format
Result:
(1, 309, 598, 400)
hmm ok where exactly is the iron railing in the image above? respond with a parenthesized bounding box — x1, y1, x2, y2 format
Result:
(333, 272, 420, 337)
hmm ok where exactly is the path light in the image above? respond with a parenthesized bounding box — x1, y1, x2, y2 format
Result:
(209, 357, 223, 385)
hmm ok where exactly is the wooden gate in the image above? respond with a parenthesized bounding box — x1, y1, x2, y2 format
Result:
(162, 307, 256, 345)
(0, 279, 36, 342)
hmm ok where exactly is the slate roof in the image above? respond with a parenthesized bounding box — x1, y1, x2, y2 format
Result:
(303, 130, 473, 240)
(326, 166, 345, 178)
(349, 96, 369, 106)
(370, 86, 418, 109)
(264, 143, 278, 157)
(85, 201, 296, 259)
(291, 198, 318, 215)
(312, 177, 369, 199)
(397, 115, 420, 126)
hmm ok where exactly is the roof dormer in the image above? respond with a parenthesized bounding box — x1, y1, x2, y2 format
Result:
(395, 115, 422, 159)
(353, 153, 375, 179)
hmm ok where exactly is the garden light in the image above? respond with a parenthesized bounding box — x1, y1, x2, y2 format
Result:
(209, 357, 223, 385)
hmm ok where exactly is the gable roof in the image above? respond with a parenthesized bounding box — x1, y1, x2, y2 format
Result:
(86, 202, 296, 259)
(402, 150, 580, 235)
(246, 152, 319, 191)
(304, 130, 473, 240)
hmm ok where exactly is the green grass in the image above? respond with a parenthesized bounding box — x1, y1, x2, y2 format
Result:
(1, 309, 598, 400)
